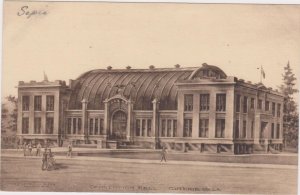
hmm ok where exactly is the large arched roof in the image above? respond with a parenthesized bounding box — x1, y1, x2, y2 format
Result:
(68, 67, 196, 110)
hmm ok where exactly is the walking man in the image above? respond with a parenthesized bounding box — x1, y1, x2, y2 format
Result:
(23, 143, 27, 157)
(67, 143, 72, 158)
(36, 142, 42, 156)
(28, 143, 32, 156)
(161, 146, 167, 163)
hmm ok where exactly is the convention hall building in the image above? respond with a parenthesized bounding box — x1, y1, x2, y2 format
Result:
(17, 63, 284, 154)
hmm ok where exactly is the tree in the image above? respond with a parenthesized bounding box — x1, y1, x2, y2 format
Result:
(1, 103, 9, 133)
(1, 95, 18, 148)
(279, 62, 299, 148)
(6, 95, 18, 133)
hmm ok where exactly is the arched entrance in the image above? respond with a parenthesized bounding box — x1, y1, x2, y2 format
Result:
(110, 110, 127, 140)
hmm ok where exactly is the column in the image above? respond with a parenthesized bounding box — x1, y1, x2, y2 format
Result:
(225, 88, 234, 138)
(209, 92, 216, 138)
(41, 95, 46, 134)
(192, 94, 200, 138)
(103, 99, 109, 135)
(152, 98, 159, 148)
(81, 99, 88, 142)
(29, 95, 34, 134)
(126, 99, 132, 140)
(177, 92, 184, 137)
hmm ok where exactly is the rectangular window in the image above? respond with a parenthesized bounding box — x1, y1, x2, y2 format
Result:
(184, 94, 193, 111)
(258, 99, 262, 109)
(78, 118, 82, 134)
(250, 98, 255, 109)
(34, 96, 42, 111)
(89, 118, 94, 135)
(243, 97, 248, 113)
(277, 124, 280, 138)
(46, 117, 54, 134)
(251, 120, 254, 138)
(73, 118, 77, 134)
(95, 118, 99, 135)
(167, 120, 172, 137)
(271, 123, 275, 138)
(216, 94, 226, 111)
(46, 96, 54, 111)
(199, 119, 209, 137)
(161, 119, 166, 137)
(242, 120, 247, 138)
(67, 118, 72, 134)
(147, 119, 151, 137)
(200, 94, 210, 111)
(142, 119, 146, 137)
(265, 101, 270, 111)
(235, 95, 241, 112)
(272, 102, 276, 116)
(136, 119, 140, 136)
(22, 96, 29, 111)
(100, 118, 104, 135)
(34, 117, 41, 134)
(173, 120, 177, 137)
(22, 118, 29, 134)
(235, 120, 239, 138)
(183, 119, 192, 137)
(277, 104, 281, 117)
(215, 119, 225, 138)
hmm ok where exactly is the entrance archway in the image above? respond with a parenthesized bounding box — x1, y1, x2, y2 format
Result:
(110, 110, 127, 140)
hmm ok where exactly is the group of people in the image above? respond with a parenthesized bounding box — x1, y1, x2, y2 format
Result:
(21, 143, 42, 156)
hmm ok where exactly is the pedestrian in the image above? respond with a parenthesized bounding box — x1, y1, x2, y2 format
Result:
(161, 146, 167, 162)
(42, 148, 48, 170)
(23, 143, 27, 157)
(36, 142, 42, 156)
(67, 143, 72, 158)
(28, 143, 32, 156)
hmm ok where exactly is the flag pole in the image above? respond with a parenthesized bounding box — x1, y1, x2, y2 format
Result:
(260, 66, 262, 83)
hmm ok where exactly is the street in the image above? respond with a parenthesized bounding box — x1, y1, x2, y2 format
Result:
(1, 156, 297, 194)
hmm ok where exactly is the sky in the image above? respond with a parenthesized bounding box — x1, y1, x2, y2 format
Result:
(2, 2, 300, 100)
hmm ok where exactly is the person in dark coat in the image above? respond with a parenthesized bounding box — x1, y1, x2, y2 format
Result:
(161, 146, 167, 162)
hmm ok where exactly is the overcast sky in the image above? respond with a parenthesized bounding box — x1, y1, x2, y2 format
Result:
(3, 2, 300, 99)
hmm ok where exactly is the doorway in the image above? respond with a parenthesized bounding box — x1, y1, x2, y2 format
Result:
(111, 110, 127, 140)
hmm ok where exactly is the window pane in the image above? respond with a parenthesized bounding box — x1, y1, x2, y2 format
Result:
(46, 96, 54, 111)
(243, 97, 248, 113)
(250, 98, 255, 109)
(265, 101, 270, 111)
(136, 120, 140, 136)
(78, 118, 82, 134)
(34, 117, 41, 134)
(22, 118, 29, 134)
(216, 94, 226, 111)
(22, 96, 29, 111)
(89, 118, 94, 135)
(95, 118, 99, 135)
(277, 104, 281, 117)
(173, 120, 177, 137)
(184, 94, 193, 111)
(147, 119, 151, 137)
(200, 94, 210, 111)
(34, 96, 42, 111)
(46, 117, 54, 134)
(235, 95, 240, 112)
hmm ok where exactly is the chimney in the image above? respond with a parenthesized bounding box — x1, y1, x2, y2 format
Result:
(149, 65, 155, 69)
(174, 64, 180, 68)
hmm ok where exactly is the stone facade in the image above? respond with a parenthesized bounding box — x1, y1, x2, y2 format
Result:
(17, 63, 284, 154)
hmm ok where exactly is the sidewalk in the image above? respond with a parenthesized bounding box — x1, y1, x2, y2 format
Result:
(1, 152, 297, 170)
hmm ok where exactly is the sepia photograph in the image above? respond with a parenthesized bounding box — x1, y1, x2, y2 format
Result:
(1, 1, 299, 194)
